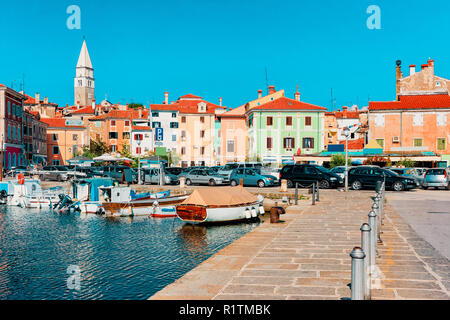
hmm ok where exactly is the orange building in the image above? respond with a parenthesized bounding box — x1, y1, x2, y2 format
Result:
(217, 105, 248, 164)
(41, 118, 88, 165)
(369, 94, 450, 156)
(88, 108, 149, 153)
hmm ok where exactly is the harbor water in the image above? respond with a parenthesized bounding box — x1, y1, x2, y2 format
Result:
(0, 206, 261, 299)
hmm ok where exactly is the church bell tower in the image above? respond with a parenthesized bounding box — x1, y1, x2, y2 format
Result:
(74, 39, 95, 106)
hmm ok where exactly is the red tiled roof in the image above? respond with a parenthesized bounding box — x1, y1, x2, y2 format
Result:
(150, 104, 179, 111)
(334, 111, 360, 119)
(23, 93, 58, 106)
(217, 105, 246, 118)
(369, 94, 450, 110)
(90, 109, 149, 120)
(178, 94, 203, 100)
(150, 95, 224, 115)
(40, 118, 86, 129)
(248, 97, 327, 112)
(69, 106, 95, 114)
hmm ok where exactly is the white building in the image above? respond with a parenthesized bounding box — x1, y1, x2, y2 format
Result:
(149, 94, 179, 154)
(131, 125, 153, 157)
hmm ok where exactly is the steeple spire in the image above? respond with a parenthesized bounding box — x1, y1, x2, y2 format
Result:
(76, 39, 93, 69)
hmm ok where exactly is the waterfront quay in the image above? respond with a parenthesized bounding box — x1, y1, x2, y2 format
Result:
(150, 189, 450, 300)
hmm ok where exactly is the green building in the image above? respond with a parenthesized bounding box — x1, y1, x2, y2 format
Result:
(245, 96, 326, 165)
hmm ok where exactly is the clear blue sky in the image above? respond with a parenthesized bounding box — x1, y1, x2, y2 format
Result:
(0, 0, 449, 110)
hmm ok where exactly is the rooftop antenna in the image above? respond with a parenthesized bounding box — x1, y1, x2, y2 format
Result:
(265, 67, 269, 95)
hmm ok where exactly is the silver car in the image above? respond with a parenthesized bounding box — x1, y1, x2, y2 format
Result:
(184, 168, 230, 186)
(423, 168, 450, 190)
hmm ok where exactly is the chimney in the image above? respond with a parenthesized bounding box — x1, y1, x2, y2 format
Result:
(92, 99, 96, 109)
(164, 92, 169, 104)
(427, 59, 434, 74)
(395, 60, 403, 100)
(44, 97, 48, 104)
(219, 97, 222, 106)
(409, 64, 416, 76)
(268, 86, 276, 95)
(76, 100, 80, 108)
(294, 85, 300, 101)
(421, 64, 428, 70)
(138, 108, 142, 118)
(35, 92, 40, 105)
(257, 89, 262, 99)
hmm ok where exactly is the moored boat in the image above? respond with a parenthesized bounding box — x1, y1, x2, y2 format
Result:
(100, 186, 188, 217)
(176, 186, 265, 223)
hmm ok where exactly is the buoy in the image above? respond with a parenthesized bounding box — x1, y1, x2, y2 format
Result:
(18, 173, 25, 185)
(245, 208, 251, 219)
(251, 207, 257, 218)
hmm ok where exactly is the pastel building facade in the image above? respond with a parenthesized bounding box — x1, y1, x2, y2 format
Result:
(0, 84, 26, 169)
(245, 86, 326, 164)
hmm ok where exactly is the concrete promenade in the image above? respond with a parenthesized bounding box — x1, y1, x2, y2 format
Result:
(149, 189, 449, 300)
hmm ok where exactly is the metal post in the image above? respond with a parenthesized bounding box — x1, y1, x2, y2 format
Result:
(316, 181, 320, 202)
(295, 182, 298, 205)
(312, 182, 316, 205)
(361, 223, 371, 300)
(372, 201, 382, 244)
(345, 137, 348, 192)
(368, 210, 377, 269)
(350, 247, 365, 300)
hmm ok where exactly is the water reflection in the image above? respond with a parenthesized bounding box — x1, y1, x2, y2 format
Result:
(0, 207, 260, 299)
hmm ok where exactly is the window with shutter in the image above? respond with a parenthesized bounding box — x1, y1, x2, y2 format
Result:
(305, 117, 312, 126)
(286, 117, 292, 126)
(267, 117, 273, 126)
(267, 137, 272, 150)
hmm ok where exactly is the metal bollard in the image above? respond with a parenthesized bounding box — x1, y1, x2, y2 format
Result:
(316, 181, 320, 202)
(295, 182, 298, 205)
(361, 223, 371, 300)
(312, 183, 316, 205)
(368, 210, 377, 268)
(372, 201, 382, 244)
(350, 247, 366, 300)
(375, 194, 383, 231)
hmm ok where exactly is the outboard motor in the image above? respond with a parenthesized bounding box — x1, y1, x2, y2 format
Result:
(0, 190, 8, 203)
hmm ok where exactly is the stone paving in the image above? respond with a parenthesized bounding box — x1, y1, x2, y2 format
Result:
(150, 189, 450, 300)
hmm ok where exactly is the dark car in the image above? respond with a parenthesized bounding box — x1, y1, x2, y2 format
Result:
(348, 166, 417, 191)
(165, 167, 183, 176)
(100, 166, 137, 183)
(40, 166, 69, 181)
(280, 164, 343, 189)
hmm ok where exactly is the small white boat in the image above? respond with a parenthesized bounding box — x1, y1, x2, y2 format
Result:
(176, 186, 265, 223)
(5, 179, 61, 208)
(100, 186, 188, 217)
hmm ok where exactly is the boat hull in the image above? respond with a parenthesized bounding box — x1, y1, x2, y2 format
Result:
(177, 202, 263, 223)
(102, 195, 188, 217)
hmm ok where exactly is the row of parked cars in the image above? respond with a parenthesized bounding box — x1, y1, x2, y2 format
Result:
(327, 165, 450, 191)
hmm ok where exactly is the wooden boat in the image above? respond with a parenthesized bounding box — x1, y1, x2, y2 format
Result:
(100, 186, 188, 217)
(176, 186, 265, 223)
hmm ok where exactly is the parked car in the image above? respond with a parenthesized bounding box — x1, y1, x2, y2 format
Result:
(217, 162, 263, 177)
(422, 168, 450, 190)
(348, 166, 416, 191)
(141, 168, 179, 185)
(229, 168, 275, 188)
(184, 168, 230, 186)
(208, 166, 224, 173)
(280, 164, 343, 189)
(165, 167, 183, 176)
(100, 166, 137, 183)
(178, 166, 209, 177)
(40, 166, 69, 181)
(10, 166, 33, 177)
(387, 167, 424, 186)
(330, 166, 354, 179)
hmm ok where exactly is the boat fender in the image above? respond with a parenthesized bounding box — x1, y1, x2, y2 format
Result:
(244, 208, 251, 219)
(258, 205, 265, 215)
(250, 207, 257, 218)
(97, 207, 105, 215)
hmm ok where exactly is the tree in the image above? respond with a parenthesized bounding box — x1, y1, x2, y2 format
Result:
(82, 139, 110, 159)
(396, 158, 415, 168)
(128, 103, 144, 109)
(330, 153, 351, 168)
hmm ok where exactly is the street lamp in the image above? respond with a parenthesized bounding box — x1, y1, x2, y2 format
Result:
(343, 127, 350, 192)
(135, 134, 142, 185)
